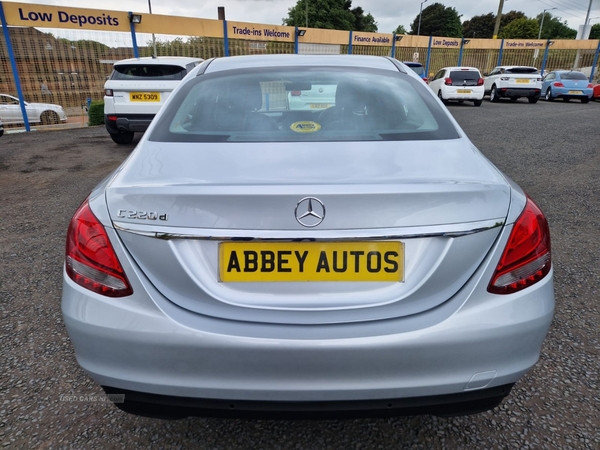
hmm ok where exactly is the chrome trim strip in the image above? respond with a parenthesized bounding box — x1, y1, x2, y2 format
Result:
(112, 219, 504, 241)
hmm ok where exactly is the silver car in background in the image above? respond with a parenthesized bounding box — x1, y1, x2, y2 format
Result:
(62, 54, 554, 420)
(0, 93, 67, 125)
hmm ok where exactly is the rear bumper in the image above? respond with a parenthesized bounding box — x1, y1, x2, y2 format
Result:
(441, 88, 484, 101)
(102, 383, 515, 419)
(62, 266, 555, 414)
(495, 88, 540, 99)
(549, 87, 593, 99)
(104, 114, 154, 134)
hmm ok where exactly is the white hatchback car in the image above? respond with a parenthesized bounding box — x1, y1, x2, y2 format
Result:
(429, 67, 485, 106)
(104, 56, 202, 144)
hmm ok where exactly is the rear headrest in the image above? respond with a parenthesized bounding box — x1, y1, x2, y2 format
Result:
(220, 81, 263, 111)
(335, 82, 367, 111)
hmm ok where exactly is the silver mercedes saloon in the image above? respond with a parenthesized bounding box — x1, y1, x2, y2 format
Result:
(62, 54, 554, 419)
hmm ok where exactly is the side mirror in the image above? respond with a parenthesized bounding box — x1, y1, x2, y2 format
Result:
(483, 72, 490, 77)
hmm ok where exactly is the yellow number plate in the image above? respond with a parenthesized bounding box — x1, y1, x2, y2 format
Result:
(310, 103, 331, 109)
(456, 89, 472, 94)
(130, 92, 160, 102)
(515, 79, 530, 84)
(568, 90, 583, 95)
(219, 241, 404, 282)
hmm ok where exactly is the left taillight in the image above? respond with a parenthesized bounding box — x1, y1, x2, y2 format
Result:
(65, 200, 133, 297)
(488, 197, 551, 295)
(104, 89, 113, 96)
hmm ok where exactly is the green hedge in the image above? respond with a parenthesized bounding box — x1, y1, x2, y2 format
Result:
(88, 101, 105, 126)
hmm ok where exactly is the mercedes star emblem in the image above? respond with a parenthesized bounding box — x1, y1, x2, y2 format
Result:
(295, 197, 326, 228)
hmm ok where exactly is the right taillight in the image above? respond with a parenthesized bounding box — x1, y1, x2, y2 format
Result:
(477, 78, 484, 86)
(65, 200, 133, 297)
(488, 198, 551, 295)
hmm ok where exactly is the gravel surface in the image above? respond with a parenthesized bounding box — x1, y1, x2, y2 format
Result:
(1, 99, 598, 449)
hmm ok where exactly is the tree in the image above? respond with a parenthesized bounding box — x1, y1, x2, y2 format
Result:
(462, 13, 495, 38)
(409, 3, 462, 37)
(283, 0, 377, 32)
(499, 17, 539, 39)
(536, 13, 576, 39)
(393, 24, 407, 35)
(590, 23, 600, 39)
(500, 10, 526, 28)
(351, 6, 378, 32)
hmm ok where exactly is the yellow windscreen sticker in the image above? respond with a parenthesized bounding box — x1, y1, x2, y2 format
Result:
(290, 121, 321, 133)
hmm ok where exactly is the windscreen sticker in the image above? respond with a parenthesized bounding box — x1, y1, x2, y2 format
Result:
(290, 121, 321, 133)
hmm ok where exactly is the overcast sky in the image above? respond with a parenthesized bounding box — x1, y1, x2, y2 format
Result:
(14, 0, 600, 33)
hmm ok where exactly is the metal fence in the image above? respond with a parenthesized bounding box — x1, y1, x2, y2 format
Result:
(1, 1, 599, 133)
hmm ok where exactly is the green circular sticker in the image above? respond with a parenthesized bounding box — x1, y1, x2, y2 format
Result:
(290, 121, 322, 133)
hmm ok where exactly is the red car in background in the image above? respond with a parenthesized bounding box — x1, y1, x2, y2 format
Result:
(593, 83, 600, 101)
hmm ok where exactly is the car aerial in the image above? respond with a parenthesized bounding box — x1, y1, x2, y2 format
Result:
(403, 61, 428, 82)
(428, 66, 485, 106)
(63, 54, 554, 420)
(0, 93, 67, 125)
(541, 70, 594, 103)
(483, 66, 542, 103)
(103, 56, 203, 144)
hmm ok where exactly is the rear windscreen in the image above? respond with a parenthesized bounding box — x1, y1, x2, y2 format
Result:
(506, 67, 539, 74)
(560, 72, 587, 80)
(407, 65, 425, 76)
(449, 71, 480, 83)
(150, 66, 460, 143)
(111, 64, 187, 81)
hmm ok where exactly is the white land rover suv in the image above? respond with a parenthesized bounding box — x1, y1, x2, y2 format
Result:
(104, 56, 202, 144)
(483, 66, 542, 103)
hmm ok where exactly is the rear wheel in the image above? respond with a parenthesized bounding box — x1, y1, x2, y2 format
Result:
(581, 97, 589, 104)
(109, 130, 135, 145)
(437, 90, 448, 104)
(489, 85, 499, 102)
(528, 97, 539, 104)
(473, 99, 482, 107)
(0, 129, 3, 137)
(545, 88, 554, 101)
(41, 111, 60, 125)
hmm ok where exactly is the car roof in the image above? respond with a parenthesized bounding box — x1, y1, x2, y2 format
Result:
(497, 66, 538, 70)
(440, 67, 480, 71)
(553, 70, 585, 74)
(203, 54, 401, 73)
(114, 56, 203, 67)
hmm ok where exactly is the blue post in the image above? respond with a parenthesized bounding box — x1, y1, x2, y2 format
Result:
(348, 31, 353, 54)
(0, 1, 30, 131)
(223, 19, 229, 56)
(391, 34, 397, 59)
(424, 35, 433, 80)
(128, 12, 139, 58)
(496, 39, 504, 66)
(294, 27, 299, 54)
(541, 40, 552, 76)
(458, 38, 465, 66)
(589, 40, 600, 82)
